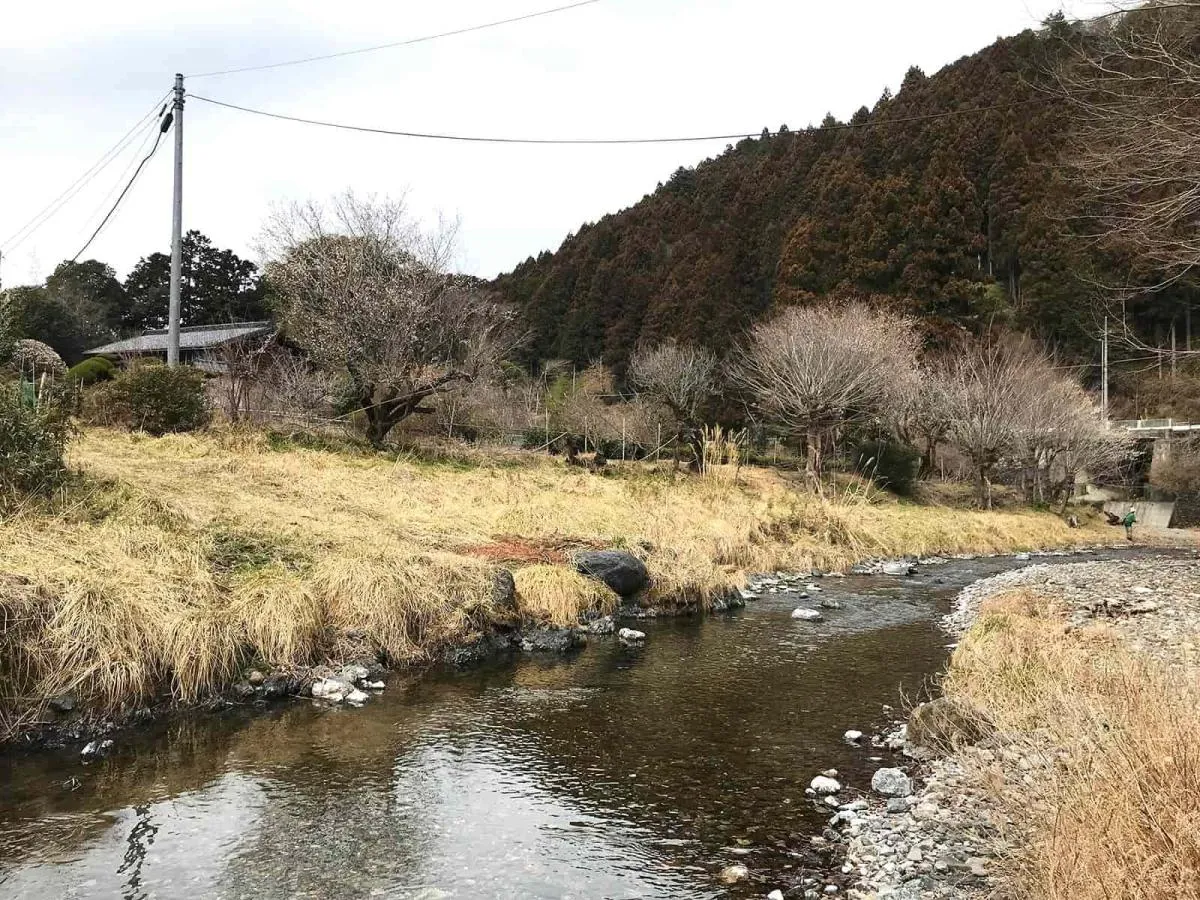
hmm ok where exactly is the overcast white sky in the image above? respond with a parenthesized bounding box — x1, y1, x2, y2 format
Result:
(0, 0, 1108, 287)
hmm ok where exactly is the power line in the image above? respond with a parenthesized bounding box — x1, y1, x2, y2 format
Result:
(76, 115, 163, 247)
(187, 0, 603, 79)
(189, 94, 1054, 145)
(1, 93, 170, 254)
(70, 112, 172, 263)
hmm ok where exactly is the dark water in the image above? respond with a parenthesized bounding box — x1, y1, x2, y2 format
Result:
(0, 556, 1058, 900)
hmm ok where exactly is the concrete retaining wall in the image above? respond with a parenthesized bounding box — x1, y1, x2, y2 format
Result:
(1103, 500, 1176, 529)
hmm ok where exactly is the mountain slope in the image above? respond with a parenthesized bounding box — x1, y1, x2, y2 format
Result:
(493, 25, 1146, 372)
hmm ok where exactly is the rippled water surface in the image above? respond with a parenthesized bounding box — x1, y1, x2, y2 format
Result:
(0, 556, 1062, 899)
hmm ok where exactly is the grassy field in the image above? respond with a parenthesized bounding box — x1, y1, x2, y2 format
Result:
(0, 427, 1110, 740)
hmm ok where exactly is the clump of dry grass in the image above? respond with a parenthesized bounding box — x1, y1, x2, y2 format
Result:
(513, 564, 618, 626)
(944, 590, 1200, 899)
(0, 428, 1114, 741)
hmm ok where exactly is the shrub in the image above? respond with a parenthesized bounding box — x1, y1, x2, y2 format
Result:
(66, 356, 116, 386)
(10, 339, 66, 379)
(109, 364, 209, 435)
(0, 382, 71, 506)
(854, 438, 921, 496)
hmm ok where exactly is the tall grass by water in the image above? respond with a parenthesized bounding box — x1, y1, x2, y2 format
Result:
(0, 428, 1106, 740)
(945, 590, 1200, 899)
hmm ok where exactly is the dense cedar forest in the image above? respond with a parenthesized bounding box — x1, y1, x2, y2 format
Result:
(493, 22, 1195, 377)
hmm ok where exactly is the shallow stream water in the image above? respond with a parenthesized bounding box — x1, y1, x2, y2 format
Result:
(0, 554, 1102, 899)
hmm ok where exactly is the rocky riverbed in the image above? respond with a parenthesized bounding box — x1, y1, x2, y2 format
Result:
(835, 551, 1200, 900)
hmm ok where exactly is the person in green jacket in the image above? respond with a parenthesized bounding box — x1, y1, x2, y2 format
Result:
(1122, 506, 1137, 541)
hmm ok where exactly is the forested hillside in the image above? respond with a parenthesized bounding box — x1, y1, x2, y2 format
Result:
(494, 21, 1193, 374)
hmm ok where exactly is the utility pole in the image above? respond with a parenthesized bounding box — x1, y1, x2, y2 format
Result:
(167, 73, 185, 367)
(1101, 315, 1109, 426)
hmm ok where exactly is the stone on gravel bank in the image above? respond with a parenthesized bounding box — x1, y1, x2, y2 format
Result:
(870, 768, 912, 797)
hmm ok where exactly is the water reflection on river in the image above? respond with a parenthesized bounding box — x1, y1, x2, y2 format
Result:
(0, 557, 1040, 899)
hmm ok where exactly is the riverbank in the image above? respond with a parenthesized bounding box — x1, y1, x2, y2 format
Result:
(841, 553, 1200, 900)
(1, 427, 1117, 746)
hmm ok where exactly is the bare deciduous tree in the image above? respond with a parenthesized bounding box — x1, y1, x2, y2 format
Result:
(261, 192, 516, 447)
(203, 333, 277, 424)
(896, 365, 955, 476)
(732, 302, 920, 485)
(629, 339, 720, 468)
(1058, 4, 1200, 320)
(942, 337, 1032, 508)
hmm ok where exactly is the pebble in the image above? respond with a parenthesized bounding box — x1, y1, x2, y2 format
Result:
(718, 864, 749, 884)
(792, 608, 824, 621)
(810, 775, 842, 794)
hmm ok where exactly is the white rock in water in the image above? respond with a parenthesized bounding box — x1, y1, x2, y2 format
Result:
(1131, 586, 1153, 594)
(618, 627, 646, 645)
(844, 729, 864, 743)
(871, 767, 912, 797)
(718, 864, 749, 884)
(791, 608, 823, 621)
(340, 664, 370, 684)
(881, 561, 916, 576)
(80, 739, 113, 761)
(768, 891, 785, 900)
(311, 677, 353, 702)
(364, 680, 386, 690)
(810, 774, 842, 794)
(344, 688, 370, 706)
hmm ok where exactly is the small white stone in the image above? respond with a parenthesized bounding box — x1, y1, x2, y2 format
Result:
(618, 628, 646, 645)
(792, 608, 823, 621)
(844, 729, 863, 743)
(810, 775, 842, 794)
(768, 891, 785, 900)
(718, 864, 749, 884)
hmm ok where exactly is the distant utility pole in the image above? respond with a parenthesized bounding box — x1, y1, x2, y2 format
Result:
(167, 73, 185, 366)
(1101, 315, 1109, 425)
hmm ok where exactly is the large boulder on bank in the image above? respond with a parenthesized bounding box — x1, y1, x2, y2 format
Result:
(574, 550, 649, 597)
(907, 696, 994, 753)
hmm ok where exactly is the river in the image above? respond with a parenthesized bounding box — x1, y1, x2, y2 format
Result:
(0, 554, 1083, 899)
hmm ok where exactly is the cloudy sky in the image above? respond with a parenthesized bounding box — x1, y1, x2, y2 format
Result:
(1, 0, 1107, 286)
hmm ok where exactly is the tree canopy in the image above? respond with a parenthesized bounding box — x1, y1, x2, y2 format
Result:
(493, 22, 1198, 374)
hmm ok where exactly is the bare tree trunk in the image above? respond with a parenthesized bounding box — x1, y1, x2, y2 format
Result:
(806, 428, 824, 494)
(978, 466, 991, 510)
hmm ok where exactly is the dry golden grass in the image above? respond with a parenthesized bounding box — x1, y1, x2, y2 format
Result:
(0, 427, 1110, 738)
(513, 564, 618, 626)
(944, 591, 1200, 899)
